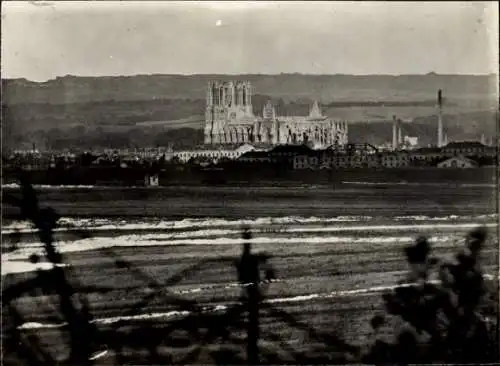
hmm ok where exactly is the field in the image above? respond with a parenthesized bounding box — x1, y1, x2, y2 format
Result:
(2, 183, 498, 364)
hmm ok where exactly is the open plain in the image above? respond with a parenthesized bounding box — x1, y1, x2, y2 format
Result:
(2, 183, 498, 364)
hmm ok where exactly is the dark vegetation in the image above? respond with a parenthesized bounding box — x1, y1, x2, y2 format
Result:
(2, 100, 496, 151)
(5, 126, 205, 151)
(2, 173, 498, 364)
(363, 232, 499, 364)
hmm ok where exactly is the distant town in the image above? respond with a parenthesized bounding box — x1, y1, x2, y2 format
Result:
(4, 139, 497, 172)
(5, 80, 497, 175)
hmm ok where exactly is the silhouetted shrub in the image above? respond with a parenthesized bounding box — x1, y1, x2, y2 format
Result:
(4, 177, 498, 365)
(364, 226, 499, 364)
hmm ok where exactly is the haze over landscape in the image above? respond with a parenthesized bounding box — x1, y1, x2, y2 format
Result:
(2, 1, 498, 150)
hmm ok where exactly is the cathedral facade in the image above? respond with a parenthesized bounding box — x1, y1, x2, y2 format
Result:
(204, 80, 348, 149)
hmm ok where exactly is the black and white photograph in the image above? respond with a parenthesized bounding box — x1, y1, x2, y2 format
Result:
(1, 1, 499, 364)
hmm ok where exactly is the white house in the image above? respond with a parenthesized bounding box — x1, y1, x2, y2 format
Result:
(437, 156, 478, 169)
(171, 143, 257, 163)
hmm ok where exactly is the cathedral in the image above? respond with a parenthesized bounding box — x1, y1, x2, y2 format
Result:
(204, 80, 348, 149)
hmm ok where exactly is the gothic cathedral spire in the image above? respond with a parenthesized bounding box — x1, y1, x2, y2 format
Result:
(309, 100, 322, 119)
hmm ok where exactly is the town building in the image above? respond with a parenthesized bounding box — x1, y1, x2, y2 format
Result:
(441, 141, 495, 158)
(326, 143, 379, 168)
(409, 147, 444, 166)
(293, 153, 321, 170)
(169, 143, 256, 163)
(293, 143, 382, 170)
(204, 81, 348, 149)
(380, 151, 411, 168)
(238, 151, 273, 163)
(437, 156, 479, 169)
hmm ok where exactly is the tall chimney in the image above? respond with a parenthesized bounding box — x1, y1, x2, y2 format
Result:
(437, 89, 443, 147)
(397, 119, 403, 146)
(392, 115, 398, 150)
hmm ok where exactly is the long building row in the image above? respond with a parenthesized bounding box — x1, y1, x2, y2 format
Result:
(4, 140, 496, 172)
(170, 140, 495, 168)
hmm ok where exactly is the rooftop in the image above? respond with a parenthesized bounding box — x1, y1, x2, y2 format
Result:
(181, 143, 255, 152)
(414, 147, 443, 154)
(444, 141, 487, 149)
(270, 144, 312, 154)
(239, 151, 270, 158)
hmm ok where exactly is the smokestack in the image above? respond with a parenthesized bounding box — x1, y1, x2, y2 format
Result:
(392, 115, 398, 150)
(397, 119, 403, 146)
(437, 89, 443, 147)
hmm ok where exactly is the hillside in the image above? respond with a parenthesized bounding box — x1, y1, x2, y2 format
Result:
(4, 110, 496, 152)
(2, 74, 498, 151)
(3, 74, 498, 105)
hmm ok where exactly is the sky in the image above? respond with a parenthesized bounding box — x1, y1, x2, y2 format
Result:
(2, 1, 498, 81)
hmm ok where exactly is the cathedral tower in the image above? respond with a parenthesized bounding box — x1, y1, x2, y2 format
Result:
(204, 80, 255, 145)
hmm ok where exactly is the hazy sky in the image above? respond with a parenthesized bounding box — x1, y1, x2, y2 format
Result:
(2, 1, 498, 81)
